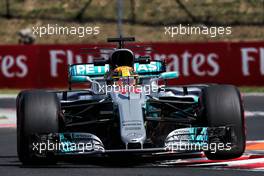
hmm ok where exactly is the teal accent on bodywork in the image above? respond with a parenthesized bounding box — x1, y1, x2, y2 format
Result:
(59, 133, 76, 153)
(59, 133, 65, 141)
(146, 102, 159, 118)
(193, 96, 199, 103)
(69, 61, 164, 78)
(70, 75, 89, 83)
(189, 127, 208, 144)
(70, 64, 109, 77)
(134, 61, 164, 74)
(160, 72, 179, 79)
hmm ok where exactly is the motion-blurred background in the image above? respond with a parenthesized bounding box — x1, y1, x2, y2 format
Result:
(0, 0, 264, 43)
(0, 0, 263, 89)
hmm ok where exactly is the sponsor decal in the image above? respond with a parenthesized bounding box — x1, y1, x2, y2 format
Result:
(73, 64, 109, 76)
(0, 42, 264, 88)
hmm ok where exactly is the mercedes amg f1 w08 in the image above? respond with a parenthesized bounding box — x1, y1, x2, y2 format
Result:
(17, 37, 245, 164)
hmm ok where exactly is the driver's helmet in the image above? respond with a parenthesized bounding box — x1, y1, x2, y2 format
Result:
(114, 66, 134, 77)
(112, 66, 138, 86)
(110, 49, 134, 69)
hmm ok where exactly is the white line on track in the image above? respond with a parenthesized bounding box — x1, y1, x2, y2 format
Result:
(0, 108, 16, 127)
(245, 111, 264, 117)
(247, 140, 264, 143)
(193, 157, 264, 167)
(0, 94, 17, 99)
(243, 93, 264, 96)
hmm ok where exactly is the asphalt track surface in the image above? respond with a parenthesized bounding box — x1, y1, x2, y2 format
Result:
(0, 95, 264, 176)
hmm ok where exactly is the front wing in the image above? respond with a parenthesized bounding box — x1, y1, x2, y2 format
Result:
(29, 126, 237, 159)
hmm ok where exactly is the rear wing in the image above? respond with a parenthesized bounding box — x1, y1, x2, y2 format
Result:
(69, 60, 165, 83)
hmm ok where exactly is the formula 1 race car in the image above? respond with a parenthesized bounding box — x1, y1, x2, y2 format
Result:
(17, 37, 245, 165)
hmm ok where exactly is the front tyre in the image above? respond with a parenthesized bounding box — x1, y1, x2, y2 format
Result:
(202, 85, 245, 160)
(17, 90, 60, 165)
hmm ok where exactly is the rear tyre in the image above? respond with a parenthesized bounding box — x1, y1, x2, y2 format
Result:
(17, 90, 60, 165)
(202, 85, 245, 160)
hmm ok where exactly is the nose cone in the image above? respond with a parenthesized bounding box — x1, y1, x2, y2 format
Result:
(111, 92, 146, 147)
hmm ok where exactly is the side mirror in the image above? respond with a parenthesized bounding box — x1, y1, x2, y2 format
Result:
(159, 71, 179, 80)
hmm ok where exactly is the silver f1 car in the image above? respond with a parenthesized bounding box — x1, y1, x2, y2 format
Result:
(17, 37, 245, 164)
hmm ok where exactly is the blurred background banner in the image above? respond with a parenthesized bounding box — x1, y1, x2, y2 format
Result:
(0, 42, 263, 88)
(0, 0, 263, 88)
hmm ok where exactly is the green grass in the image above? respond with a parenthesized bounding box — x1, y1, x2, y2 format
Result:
(0, 0, 263, 44)
(239, 87, 264, 93)
(0, 89, 20, 94)
(0, 115, 7, 119)
(1, 0, 263, 25)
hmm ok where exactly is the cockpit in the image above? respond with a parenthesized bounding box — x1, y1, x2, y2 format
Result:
(110, 49, 134, 69)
